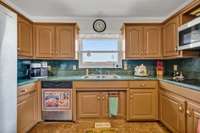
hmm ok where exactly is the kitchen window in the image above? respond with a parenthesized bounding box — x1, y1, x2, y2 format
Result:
(79, 34, 123, 68)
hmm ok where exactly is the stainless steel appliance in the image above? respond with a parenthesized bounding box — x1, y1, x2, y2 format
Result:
(178, 17, 200, 50)
(0, 5, 17, 133)
(30, 62, 48, 79)
(42, 81, 73, 121)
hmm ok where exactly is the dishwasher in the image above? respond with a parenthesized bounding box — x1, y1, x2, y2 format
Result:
(42, 81, 73, 121)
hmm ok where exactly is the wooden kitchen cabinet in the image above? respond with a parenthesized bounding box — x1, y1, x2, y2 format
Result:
(124, 25, 143, 58)
(34, 25, 55, 58)
(55, 25, 76, 59)
(34, 23, 78, 59)
(162, 14, 200, 58)
(123, 24, 162, 59)
(18, 16, 33, 57)
(127, 81, 158, 121)
(143, 26, 162, 58)
(77, 92, 101, 119)
(17, 83, 39, 133)
(159, 90, 186, 133)
(128, 89, 157, 120)
(186, 101, 200, 133)
(77, 91, 126, 119)
(163, 16, 180, 57)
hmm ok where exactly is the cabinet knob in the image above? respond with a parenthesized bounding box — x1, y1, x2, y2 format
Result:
(178, 106, 183, 112)
(186, 110, 192, 117)
(20, 89, 27, 94)
(97, 97, 101, 100)
(141, 84, 145, 87)
(102, 97, 105, 100)
(17, 48, 20, 51)
(130, 95, 134, 99)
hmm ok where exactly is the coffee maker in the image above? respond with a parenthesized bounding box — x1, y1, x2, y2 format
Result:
(30, 62, 48, 79)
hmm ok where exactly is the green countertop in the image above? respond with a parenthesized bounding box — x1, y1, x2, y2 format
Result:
(160, 79, 200, 92)
(17, 76, 200, 91)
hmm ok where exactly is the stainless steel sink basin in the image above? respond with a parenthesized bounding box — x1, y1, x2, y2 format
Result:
(81, 74, 121, 79)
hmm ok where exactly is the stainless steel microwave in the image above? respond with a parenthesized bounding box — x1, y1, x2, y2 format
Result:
(178, 17, 200, 50)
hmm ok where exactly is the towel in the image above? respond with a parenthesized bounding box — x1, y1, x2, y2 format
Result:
(109, 96, 118, 117)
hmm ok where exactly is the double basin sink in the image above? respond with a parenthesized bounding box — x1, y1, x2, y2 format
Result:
(81, 74, 121, 79)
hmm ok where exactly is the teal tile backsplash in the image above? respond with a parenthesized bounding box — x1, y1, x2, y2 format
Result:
(17, 59, 157, 80)
(164, 58, 200, 79)
(18, 58, 200, 80)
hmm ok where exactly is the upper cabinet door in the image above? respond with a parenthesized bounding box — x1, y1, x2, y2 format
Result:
(55, 25, 75, 58)
(125, 26, 143, 58)
(18, 16, 33, 57)
(163, 16, 180, 57)
(144, 26, 162, 58)
(34, 25, 55, 58)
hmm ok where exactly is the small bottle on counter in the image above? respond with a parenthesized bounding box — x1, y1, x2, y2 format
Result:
(156, 60, 164, 79)
(123, 61, 128, 70)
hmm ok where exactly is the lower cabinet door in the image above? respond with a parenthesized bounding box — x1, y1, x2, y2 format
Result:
(77, 92, 101, 119)
(17, 91, 38, 133)
(186, 101, 200, 133)
(127, 89, 158, 120)
(160, 91, 186, 133)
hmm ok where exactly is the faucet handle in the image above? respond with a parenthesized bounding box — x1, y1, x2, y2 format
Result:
(86, 69, 89, 76)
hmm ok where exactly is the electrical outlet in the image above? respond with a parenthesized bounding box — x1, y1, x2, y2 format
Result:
(73, 65, 77, 70)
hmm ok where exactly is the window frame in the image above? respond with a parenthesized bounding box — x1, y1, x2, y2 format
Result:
(79, 34, 123, 68)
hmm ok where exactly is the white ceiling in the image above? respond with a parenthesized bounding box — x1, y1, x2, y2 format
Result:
(5, 0, 192, 19)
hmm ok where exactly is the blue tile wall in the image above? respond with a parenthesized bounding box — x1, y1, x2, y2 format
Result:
(17, 60, 31, 79)
(17, 59, 157, 80)
(164, 58, 200, 79)
(17, 58, 200, 80)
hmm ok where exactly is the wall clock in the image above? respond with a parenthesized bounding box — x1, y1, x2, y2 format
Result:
(93, 19, 106, 33)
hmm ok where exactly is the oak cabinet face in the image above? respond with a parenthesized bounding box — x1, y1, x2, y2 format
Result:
(34, 25, 55, 58)
(159, 91, 186, 133)
(125, 26, 143, 58)
(128, 88, 158, 120)
(77, 91, 126, 119)
(143, 26, 161, 58)
(18, 16, 33, 57)
(124, 25, 161, 59)
(77, 92, 101, 119)
(34, 24, 77, 59)
(163, 16, 180, 57)
(55, 26, 75, 58)
(17, 91, 38, 133)
(186, 101, 200, 133)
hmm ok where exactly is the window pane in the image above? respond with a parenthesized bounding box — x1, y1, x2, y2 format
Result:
(82, 39, 118, 51)
(82, 52, 119, 62)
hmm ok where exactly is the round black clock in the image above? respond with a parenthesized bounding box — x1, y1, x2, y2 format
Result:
(93, 19, 106, 33)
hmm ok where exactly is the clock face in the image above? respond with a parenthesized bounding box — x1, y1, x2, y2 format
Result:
(93, 19, 106, 33)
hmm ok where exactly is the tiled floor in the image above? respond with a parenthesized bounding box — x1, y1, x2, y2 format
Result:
(29, 120, 170, 133)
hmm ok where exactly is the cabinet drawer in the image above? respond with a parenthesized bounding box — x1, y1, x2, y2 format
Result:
(129, 81, 157, 89)
(18, 83, 36, 97)
(73, 81, 129, 89)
